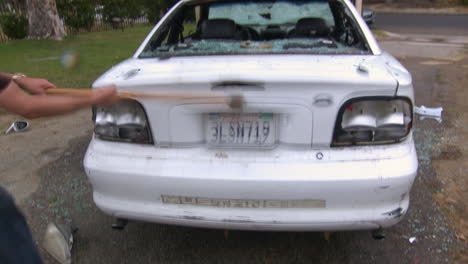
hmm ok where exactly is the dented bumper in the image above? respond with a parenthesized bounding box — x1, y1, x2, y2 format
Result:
(84, 136, 418, 231)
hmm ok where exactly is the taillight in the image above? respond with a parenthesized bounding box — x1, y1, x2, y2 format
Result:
(332, 97, 413, 146)
(93, 99, 153, 144)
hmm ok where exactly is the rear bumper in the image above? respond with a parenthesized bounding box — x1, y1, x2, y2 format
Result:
(84, 137, 418, 231)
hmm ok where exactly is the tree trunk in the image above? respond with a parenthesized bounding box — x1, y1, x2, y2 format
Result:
(355, 0, 363, 14)
(26, 0, 65, 40)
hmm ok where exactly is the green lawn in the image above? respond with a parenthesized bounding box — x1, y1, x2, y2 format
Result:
(0, 25, 153, 88)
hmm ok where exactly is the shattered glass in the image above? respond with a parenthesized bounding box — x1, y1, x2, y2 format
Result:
(209, 1, 335, 26)
(140, 39, 366, 58)
(140, 0, 370, 58)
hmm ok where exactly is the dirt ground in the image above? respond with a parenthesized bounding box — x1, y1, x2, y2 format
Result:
(409, 53, 468, 262)
(0, 52, 467, 263)
(418, 55, 468, 260)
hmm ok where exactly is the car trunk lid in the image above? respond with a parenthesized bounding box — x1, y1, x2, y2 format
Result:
(94, 55, 398, 148)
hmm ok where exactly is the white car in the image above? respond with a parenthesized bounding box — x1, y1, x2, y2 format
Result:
(84, 0, 417, 234)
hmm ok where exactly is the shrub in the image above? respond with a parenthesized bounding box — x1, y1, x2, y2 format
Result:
(56, 0, 96, 32)
(461, 0, 468, 6)
(96, 0, 174, 27)
(143, 0, 171, 24)
(100, 0, 144, 26)
(0, 13, 28, 39)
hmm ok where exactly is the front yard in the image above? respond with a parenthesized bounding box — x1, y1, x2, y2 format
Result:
(0, 25, 152, 89)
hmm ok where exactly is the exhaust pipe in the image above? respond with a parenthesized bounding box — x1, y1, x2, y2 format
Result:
(111, 218, 128, 230)
(371, 228, 385, 240)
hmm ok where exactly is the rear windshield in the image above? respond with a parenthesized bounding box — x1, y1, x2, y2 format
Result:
(140, 0, 370, 58)
(208, 1, 335, 26)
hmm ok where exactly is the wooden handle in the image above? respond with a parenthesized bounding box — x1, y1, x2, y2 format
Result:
(47, 88, 223, 99)
(46, 88, 242, 107)
(46, 88, 94, 97)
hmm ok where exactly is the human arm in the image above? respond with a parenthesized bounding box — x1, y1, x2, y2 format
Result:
(0, 72, 55, 95)
(0, 73, 10, 92)
(0, 81, 118, 119)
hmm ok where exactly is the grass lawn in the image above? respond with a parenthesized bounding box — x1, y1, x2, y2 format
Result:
(0, 25, 153, 88)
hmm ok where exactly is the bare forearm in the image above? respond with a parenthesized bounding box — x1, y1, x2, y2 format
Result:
(0, 72, 12, 91)
(0, 81, 117, 119)
(0, 72, 56, 94)
(0, 82, 95, 119)
(21, 95, 95, 119)
(0, 72, 13, 80)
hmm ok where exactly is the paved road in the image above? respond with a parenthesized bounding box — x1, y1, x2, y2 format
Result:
(375, 13, 468, 36)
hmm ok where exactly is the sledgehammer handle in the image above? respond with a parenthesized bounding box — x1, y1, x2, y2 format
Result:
(46, 88, 96, 97)
(46, 88, 243, 108)
(47, 88, 221, 99)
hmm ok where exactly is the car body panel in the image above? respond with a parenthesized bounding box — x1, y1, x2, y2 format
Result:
(85, 135, 417, 231)
(93, 55, 403, 147)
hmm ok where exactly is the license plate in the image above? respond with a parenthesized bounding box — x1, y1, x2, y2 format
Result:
(207, 113, 275, 147)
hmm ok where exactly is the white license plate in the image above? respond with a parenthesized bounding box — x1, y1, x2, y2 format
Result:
(207, 113, 275, 147)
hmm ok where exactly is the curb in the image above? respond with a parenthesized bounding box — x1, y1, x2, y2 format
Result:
(366, 5, 468, 15)
(374, 30, 468, 45)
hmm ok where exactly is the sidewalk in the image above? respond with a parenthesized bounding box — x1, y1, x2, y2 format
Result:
(374, 29, 467, 59)
(380, 31, 468, 44)
(366, 3, 468, 15)
(379, 39, 465, 59)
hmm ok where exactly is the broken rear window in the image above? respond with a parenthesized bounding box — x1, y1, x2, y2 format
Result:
(139, 0, 370, 58)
